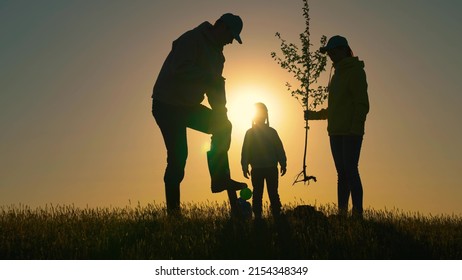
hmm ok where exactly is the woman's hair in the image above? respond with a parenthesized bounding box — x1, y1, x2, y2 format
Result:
(253, 102, 269, 127)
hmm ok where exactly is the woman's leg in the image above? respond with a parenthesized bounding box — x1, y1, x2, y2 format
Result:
(343, 135, 364, 216)
(330, 136, 349, 215)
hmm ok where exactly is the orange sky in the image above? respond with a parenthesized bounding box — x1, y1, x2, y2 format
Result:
(1, 1, 461, 215)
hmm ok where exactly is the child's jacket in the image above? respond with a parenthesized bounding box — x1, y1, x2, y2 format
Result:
(241, 125, 287, 169)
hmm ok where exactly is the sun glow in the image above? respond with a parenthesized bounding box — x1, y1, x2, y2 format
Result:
(226, 84, 284, 138)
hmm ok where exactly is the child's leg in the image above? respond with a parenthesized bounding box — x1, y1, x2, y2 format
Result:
(266, 167, 282, 217)
(251, 168, 265, 219)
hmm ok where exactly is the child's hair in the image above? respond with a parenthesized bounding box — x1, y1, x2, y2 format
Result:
(253, 102, 269, 127)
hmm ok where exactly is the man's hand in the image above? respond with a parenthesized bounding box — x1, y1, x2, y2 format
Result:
(207, 76, 227, 112)
(280, 166, 287, 177)
(242, 167, 250, 179)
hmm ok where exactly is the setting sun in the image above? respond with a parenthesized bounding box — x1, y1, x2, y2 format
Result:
(226, 84, 284, 138)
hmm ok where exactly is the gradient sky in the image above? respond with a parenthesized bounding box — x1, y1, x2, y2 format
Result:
(1, 0, 461, 215)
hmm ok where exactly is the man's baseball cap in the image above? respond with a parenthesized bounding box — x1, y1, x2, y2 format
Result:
(320, 35, 349, 53)
(219, 13, 243, 44)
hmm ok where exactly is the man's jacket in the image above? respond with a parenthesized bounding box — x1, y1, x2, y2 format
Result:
(152, 22, 227, 111)
(241, 125, 287, 169)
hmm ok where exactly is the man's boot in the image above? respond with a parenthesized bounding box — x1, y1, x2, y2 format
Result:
(165, 183, 181, 216)
(207, 150, 247, 193)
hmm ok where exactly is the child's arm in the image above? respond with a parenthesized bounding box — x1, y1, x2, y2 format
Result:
(273, 129, 287, 176)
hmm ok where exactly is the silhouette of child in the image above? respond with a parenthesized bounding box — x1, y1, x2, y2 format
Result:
(241, 103, 287, 219)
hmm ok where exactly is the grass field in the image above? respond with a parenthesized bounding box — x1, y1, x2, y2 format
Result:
(1, 202, 461, 259)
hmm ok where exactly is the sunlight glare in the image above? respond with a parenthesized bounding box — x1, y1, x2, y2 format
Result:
(226, 84, 283, 138)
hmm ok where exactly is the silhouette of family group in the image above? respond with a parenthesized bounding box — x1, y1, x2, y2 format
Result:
(152, 13, 369, 219)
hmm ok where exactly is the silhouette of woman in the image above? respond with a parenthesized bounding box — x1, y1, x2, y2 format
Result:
(317, 35, 370, 218)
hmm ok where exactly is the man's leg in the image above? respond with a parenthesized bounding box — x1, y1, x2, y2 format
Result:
(163, 134, 187, 214)
(153, 101, 188, 215)
(186, 105, 246, 193)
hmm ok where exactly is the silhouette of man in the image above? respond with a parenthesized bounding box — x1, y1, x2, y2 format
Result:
(152, 13, 247, 215)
